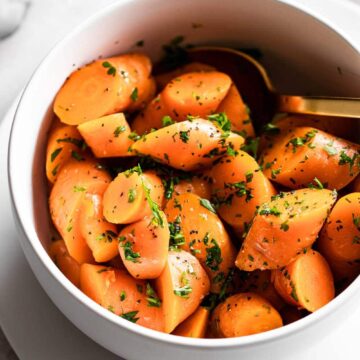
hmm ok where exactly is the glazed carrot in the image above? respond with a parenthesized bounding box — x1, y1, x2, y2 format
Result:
(118, 211, 170, 279)
(77, 113, 133, 158)
(79, 193, 118, 262)
(46, 125, 85, 183)
(260, 126, 360, 190)
(155, 62, 216, 90)
(54, 53, 155, 125)
(237, 270, 285, 311)
(161, 71, 231, 120)
(49, 240, 80, 287)
(80, 264, 164, 331)
(103, 168, 164, 224)
(173, 175, 212, 200)
(154, 250, 210, 333)
(131, 118, 245, 171)
(217, 84, 255, 137)
(165, 193, 237, 293)
(210, 151, 276, 234)
(236, 189, 337, 271)
(210, 293, 283, 338)
(273, 250, 335, 312)
(49, 158, 111, 263)
(172, 306, 210, 338)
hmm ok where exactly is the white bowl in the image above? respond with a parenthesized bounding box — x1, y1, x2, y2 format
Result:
(8, 0, 360, 359)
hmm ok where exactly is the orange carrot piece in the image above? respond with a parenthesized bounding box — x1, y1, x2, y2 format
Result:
(49, 158, 111, 263)
(172, 307, 210, 338)
(155, 250, 210, 333)
(46, 125, 85, 183)
(103, 169, 164, 224)
(80, 264, 164, 331)
(210, 293, 283, 338)
(118, 211, 170, 279)
(273, 250, 335, 312)
(173, 175, 212, 200)
(352, 175, 360, 192)
(155, 62, 216, 90)
(210, 151, 276, 234)
(131, 118, 244, 171)
(260, 126, 360, 190)
(217, 84, 255, 137)
(79, 193, 118, 262)
(236, 189, 337, 271)
(49, 240, 80, 287)
(165, 193, 237, 293)
(77, 113, 133, 158)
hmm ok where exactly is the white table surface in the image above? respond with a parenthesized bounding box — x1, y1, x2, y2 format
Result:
(0, 0, 359, 359)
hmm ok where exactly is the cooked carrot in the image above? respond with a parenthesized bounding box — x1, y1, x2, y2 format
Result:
(77, 113, 133, 158)
(273, 250, 335, 312)
(321, 257, 360, 286)
(54, 53, 154, 125)
(172, 306, 209, 338)
(155, 62, 216, 90)
(237, 270, 285, 311)
(46, 125, 85, 183)
(154, 250, 210, 333)
(131, 118, 244, 171)
(80, 264, 164, 331)
(131, 94, 171, 135)
(260, 126, 360, 190)
(217, 84, 255, 137)
(49, 240, 80, 287)
(236, 189, 337, 271)
(103, 169, 164, 224)
(165, 193, 237, 293)
(210, 293, 283, 338)
(173, 175, 212, 200)
(210, 151, 276, 234)
(161, 71, 231, 120)
(118, 211, 169, 279)
(78, 193, 118, 262)
(49, 157, 111, 263)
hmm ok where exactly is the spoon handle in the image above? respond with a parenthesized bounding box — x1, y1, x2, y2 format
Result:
(277, 95, 360, 118)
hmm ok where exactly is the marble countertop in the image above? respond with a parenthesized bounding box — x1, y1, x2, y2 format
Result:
(0, 0, 359, 358)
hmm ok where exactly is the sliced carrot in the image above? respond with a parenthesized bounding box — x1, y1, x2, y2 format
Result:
(103, 169, 164, 224)
(155, 62, 216, 90)
(173, 175, 212, 200)
(352, 175, 360, 192)
(237, 270, 285, 311)
(77, 113, 133, 158)
(260, 126, 360, 190)
(210, 151, 276, 234)
(236, 189, 337, 271)
(49, 158, 111, 263)
(46, 125, 85, 183)
(210, 292, 283, 338)
(165, 193, 237, 293)
(161, 71, 232, 121)
(273, 250, 335, 312)
(217, 84, 255, 137)
(154, 250, 210, 333)
(49, 240, 80, 287)
(172, 307, 209, 338)
(131, 118, 244, 171)
(78, 193, 118, 262)
(118, 211, 169, 279)
(80, 264, 164, 331)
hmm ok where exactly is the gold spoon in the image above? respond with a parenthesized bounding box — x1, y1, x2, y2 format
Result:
(188, 46, 360, 127)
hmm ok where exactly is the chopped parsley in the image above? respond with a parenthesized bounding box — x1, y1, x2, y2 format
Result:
(142, 180, 164, 227)
(146, 283, 161, 307)
(205, 239, 223, 271)
(73, 185, 86, 192)
(128, 188, 137, 203)
(56, 137, 84, 148)
(71, 150, 84, 161)
(162, 115, 175, 127)
(280, 221, 289, 232)
(259, 206, 281, 216)
(120, 291, 126, 301)
(173, 272, 192, 298)
(51, 148, 62, 162)
(179, 130, 190, 143)
(120, 311, 139, 323)
(169, 216, 185, 249)
(114, 126, 126, 137)
(121, 241, 141, 263)
(208, 113, 231, 136)
(130, 87, 138, 102)
(102, 61, 116, 76)
(199, 198, 216, 213)
(128, 131, 141, 141)
(262, 123, 280, 135)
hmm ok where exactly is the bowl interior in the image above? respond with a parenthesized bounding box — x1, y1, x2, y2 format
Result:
(9, 0, 360, 351)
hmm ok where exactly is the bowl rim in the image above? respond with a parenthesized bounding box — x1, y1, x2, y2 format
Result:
(8, 0, 360, 350)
